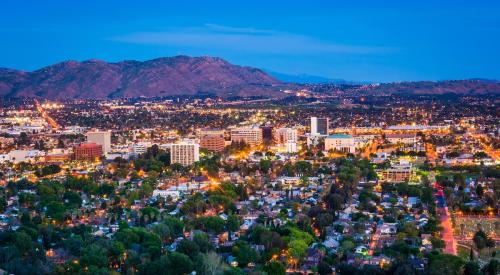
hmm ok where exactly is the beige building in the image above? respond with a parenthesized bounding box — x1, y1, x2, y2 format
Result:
(386, 134, 417, 145)
(231, 126, 262, 146)
(325, 134, 355, 153)
(86, 130, 112, 154)
(274, 127, 298, 144)
(170, 140, 200, 166)
(198, 128, 225, 152)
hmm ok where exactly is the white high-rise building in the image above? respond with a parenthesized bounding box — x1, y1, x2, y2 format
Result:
(274, 127, 298, 144)
(310, 117, 329, 135)
(170, 140, 200, 166)
(86, 130, 112, 154)
(285, 141, 298, 153)
(132, 142, 152, 154)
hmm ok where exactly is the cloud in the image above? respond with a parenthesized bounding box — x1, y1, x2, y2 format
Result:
(109, 24, 391, 55)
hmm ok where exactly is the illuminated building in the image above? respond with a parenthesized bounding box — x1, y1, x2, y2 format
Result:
(170, 140, 200, 166)
(230, 126, 262, 146)
(274, 127, 298, 144)
(86, 130, 111, 154)
(325, 134, 355, 153)
(73, 143, 103, 160)
(310, 117, 329, 135)
(199, 128, 225, 152)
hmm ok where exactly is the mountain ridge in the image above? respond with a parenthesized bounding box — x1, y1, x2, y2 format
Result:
(1, 56, 499, 99)
(0, 55, 283, 99)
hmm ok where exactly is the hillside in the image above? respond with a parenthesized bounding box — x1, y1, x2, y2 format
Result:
(0, 56, 282, 99)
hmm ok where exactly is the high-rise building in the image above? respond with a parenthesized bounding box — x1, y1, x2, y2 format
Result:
(86, 130, 111, 154)
(230, 126, 263, 146)
(260, 126, 274, 143)
(310, 117, 329, 135)
(285, 140, 298, 153)
(274, 127, 298, 144)
(170, 140, 200, 166)
(73, 143, 103, 160)
(199, 128, 225, 152)
(132, 142, 152, 154)
(325, 134, 355, 153)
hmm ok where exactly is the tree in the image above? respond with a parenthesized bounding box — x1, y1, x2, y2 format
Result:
(288, 240, 308, 264)
(428, 253, 465, 275)
(482, 259, 499, 275)
(0, 196, 7, 212)
(81, 244, 109, 268)
(166, 252, 194, 275)
(463, 261, 481, 275)
(326, 193, 344, 217)
(263, 261, 285, 275)
(316, 213, 334, 235)
(139, 253, 193, 275)
(260, 159, 272, 174)
(473, 151, 488, 159)
(57, 138, 65, 148)
(46, 201, 66, 221)
(232, 241, 257, 267)
(226, 215, 241, 232)
(182, 193, 207, 216)
(318, 261, 332, 275)
(16, 132, 30, 146)
(473, 230, 488, 253)
(197, 252, 226, 275)
(476, 185, 484, 198)
(193, 233, 213, 253)
(152, 223, 171, 243)
(13, 231, 32, 255)
(177, 239, 200, 259)
(204, 216, 226, 234)
(226, 214, 241, 240)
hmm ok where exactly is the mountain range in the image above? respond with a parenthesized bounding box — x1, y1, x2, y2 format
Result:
(0, 56, 282, 99)
(0, 56, 499, 99)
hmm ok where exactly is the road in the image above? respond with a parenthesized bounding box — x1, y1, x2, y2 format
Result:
(361, 138, 380, 159)
(35, 99, 61, 129)
(435, 188, 457, 255)
(425, 142, 437, 164)
(368, 226, 381, 255)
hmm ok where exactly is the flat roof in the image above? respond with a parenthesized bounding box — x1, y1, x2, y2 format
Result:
(327, 134, 353, 139)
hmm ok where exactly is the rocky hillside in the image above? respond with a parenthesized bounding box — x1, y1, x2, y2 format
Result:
(0, 56, 282, 99)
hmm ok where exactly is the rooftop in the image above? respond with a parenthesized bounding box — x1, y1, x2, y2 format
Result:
(327, 134, 353, 139)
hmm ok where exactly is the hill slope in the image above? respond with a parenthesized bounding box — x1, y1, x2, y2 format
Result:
(0, 56, 282, 99)
(366, 80, 500, 95)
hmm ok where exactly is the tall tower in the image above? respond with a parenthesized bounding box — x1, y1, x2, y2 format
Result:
(310, 117, 329, 135)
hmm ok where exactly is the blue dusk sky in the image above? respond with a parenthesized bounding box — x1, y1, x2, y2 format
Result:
(0, 0, 499, 82)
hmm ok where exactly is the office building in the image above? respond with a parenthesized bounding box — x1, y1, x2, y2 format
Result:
(325, 134, 355, 153)
(170, 140, 200, 166)
(261, 125, 274, 143)
(199, 129, 225, 152)
(73, 143, 103, 160)
(230, 126, 263, 146)
(274, 127, 298, 144)
(132, 142, 152, 154)
(286, 141, 298, 153)
(86, 130, 111, 154)
(386, 134, 417, 145)
(311, 117, 329, 135)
